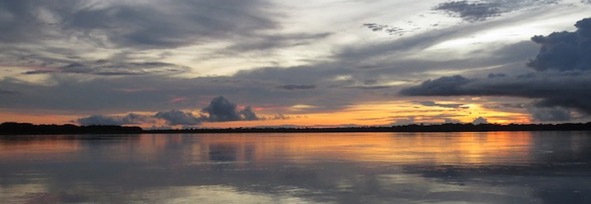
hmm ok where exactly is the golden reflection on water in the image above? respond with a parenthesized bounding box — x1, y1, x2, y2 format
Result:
(0, 132, 534, 165)
(192, 132, 533, 165)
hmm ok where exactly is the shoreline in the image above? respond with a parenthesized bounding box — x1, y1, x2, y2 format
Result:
(2, 122, 591, 135)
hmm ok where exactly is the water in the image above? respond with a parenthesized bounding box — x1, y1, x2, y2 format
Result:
(1, 132, 590, 203)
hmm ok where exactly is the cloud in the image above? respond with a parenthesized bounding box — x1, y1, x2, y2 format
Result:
(77, 113, 154, 126)
(0, 0, 276, 48)
(433, 1, 502, 22)
(528, 107, 572, 122)
(527, 18, 591, 71)
(444, 118, 462, 124)
(472, 116, 489, 125)
(414, 101, 467, 109)
(277, 84, 316, 90)
(400, 18, 591, 117)
(202, 96, 259, 122)
(400, 72, 591, 114)
(392, 116, 415, 126)
(432, 0, 560, 22)
(400, 75, 472, 96)
(224, 32, 332, 53)
(362, 23, 405, 36)
(154, 110, 203, 126)
(487, 73, 507, 78)
(0, 89, 17, 94)
(23, 61, 189, 76)
(239, 106, 259, 121)
(74, 96, 261, 126)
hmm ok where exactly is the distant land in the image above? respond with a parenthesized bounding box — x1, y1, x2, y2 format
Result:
(2, 122, 591, 135)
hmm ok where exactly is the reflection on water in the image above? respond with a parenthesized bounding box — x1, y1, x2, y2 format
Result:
(1, 132, 591, 203)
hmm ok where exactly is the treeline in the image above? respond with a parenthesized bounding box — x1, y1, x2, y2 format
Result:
(148, 122, 591, 134)
(0, 122, 143, 135)
(2, 122, 591, 135)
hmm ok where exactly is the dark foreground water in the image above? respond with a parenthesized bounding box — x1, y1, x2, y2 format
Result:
(1, 132, 591, 204)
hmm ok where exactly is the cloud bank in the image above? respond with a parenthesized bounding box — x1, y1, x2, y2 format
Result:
(77, 96, 260, 126)
(401, 18, 591, 121)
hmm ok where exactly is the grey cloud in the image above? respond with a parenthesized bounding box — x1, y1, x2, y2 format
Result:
(433, 0, 559, 22)
(77, 113, 154, 126)
(0, 89, 17, 95)
(415, 101, 467, 109)
(155, 110, 203, 126)
(528, 107, 572, 122)
(400, 75, 472, 96)
(77, 115, 124, 126)
(74, 96, 261, 126)
(400, 72, 591, 114)
(277, 84, 316, 90)
(392, 116, 415, 126)
(0, 11, 557, 117)
(0, 0, 276, 48)
(202, 96, 259, 122)
(472, 116, 489, 124)
(434, 1, 502, 22)
(345, 85, 393, 90)
(56, 61, 188, 76)
(225, 32, 332, 52)
(239, 106, 259, 121)
(362, 23, 405, 36)
(269, 113, 292, 120)
(527, 18, 591, 71)
(444, 118, 462, 124)
(487, 73, 507, 78)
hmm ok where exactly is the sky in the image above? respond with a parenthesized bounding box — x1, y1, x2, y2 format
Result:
(0, 0, 590, 128)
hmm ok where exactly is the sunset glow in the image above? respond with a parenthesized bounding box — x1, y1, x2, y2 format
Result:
(0, 1, 590, 127)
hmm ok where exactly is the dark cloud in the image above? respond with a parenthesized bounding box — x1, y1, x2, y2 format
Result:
(434, 1, 502, 22)
(202, 96, 259, 122)
(77, 113, 154, 126)
(400, 72, 591, 114)
(277, 84, 316, 90)
(528, 107, 572, 122)
(527, 18, 591, 71)
(155, 110, 203, 126)
(400, 75, 472, 96)
(415, 101, 467, 109)
(77, 115, 123, 126)
(239, 106, 259, 121)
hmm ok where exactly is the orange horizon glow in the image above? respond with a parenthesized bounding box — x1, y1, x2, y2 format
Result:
(0, 100, 532, 128)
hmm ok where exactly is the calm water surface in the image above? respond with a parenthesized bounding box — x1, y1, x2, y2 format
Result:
(1, 132, 591, 203)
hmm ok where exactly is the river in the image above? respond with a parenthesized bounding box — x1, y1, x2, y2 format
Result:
(1, 132, 590, 203)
